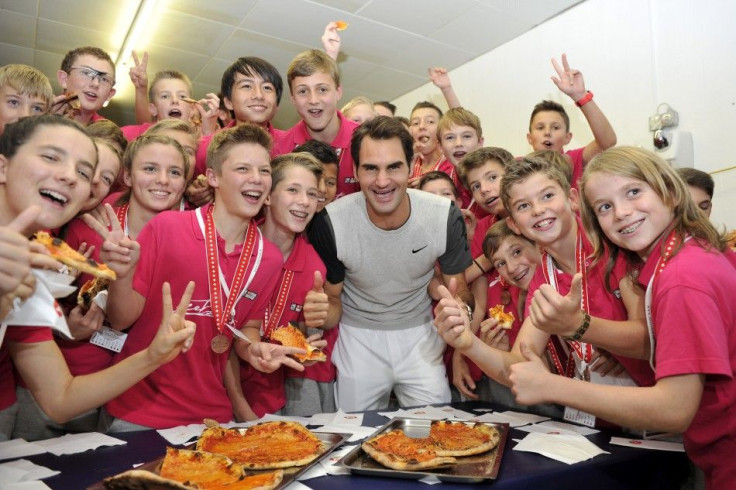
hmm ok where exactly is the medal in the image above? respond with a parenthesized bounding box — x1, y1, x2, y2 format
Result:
(197, 206, 262, 354)
(210, 334, 230, 354)
(500, 289, 511, 305)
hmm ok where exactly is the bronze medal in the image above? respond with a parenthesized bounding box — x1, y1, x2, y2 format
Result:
(583, 366, 591, 382)
(210, 334, 230, 354)
(500, 289, 511, 305)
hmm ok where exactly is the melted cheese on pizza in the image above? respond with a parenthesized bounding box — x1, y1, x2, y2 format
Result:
(366, 430, 441, 463)
(269, 324, 326, 362)
(430, 421, 491, 451)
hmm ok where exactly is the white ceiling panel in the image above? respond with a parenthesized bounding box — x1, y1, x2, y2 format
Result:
(0, 0, 584, 126)
(0, 11, 37, 47)
(357, 0, 479, 36)
(164, 0, 258, 26)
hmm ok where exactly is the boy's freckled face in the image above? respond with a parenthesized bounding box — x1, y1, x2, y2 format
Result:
(59, 54, 116, 113)
(440, 124, 482, 167)
(290, 72, 342, 133)
(0, 125, 96, 231)
(466, 160, 505, 216)
(506, 172, 576, 246)
(527, 111, 572, 153)
(491, 236, 541, 291)
(150, 78, 194, 122)
(0, 86, 48, 135)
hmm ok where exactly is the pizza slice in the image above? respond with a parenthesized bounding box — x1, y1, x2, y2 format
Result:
(33, 231, 116, 280)
(335, 20, 349, 30)
(269, 323, 326, 363)
(429, 420, 501, 457)
(489, 304, 514, 330)
(197, 421, 325, 469)
(103, 447, 283, 489)
(77, 276, 109, 309)
(361, 429, 456, 471)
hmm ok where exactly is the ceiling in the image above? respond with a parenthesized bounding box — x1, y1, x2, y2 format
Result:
(0, 0, 582, 128)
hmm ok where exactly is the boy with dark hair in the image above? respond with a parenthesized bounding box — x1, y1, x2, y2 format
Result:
(308, 116, 473, 411)
(373, 101, 396, 117)
(0, 64, 53, 135)
(100, 123, 304, 430)
(55, 46, 117, 125)
(677, 167, 714, 217)
(527, 54, 617, 188)
(294, 140, 339, 212)
(274, 49, 360, 199)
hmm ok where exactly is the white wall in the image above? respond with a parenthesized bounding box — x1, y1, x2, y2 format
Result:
(392, 0, 734, 229)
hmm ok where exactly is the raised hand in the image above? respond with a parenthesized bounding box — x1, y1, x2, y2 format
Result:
(0, 206, 41, 296)
(428, 67, 452, 90)
(82, 203, 140, 279)
(508, 342, 552, 406)
(529, 272, 585, 338)
(195, 92, 221, 136)
(129, 51, 149, 91)
(321, 22, 341, 60)
(303, 271, 329, 328)
(551, 53, 587, 102)
(146, 281, 197, 365)
(433, 277, 474, 351)
(185, 179, 214, 208)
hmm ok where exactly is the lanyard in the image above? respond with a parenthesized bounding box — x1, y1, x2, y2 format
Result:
(263, 270, 295, 339)
(410, 153, 443, 179)
(196, 206, 263, 336)
(115, 204, 128, 237)
(541, 231, 592, 379)
(644, 231, 686, 370)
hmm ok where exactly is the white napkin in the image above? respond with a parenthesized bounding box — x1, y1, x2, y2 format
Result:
(157, 424, 208, 445)
(609, 437, 685, 452)
(472, 411, 550, 427)
(0, 482, 52, 490)
(1, 270, 73, 339)
(34, 432, 125, 456)
(0, 459, 59, 482)
(419, 475, 443, 484)
(517, 420, 599, 436)
(513, 432, 609, 464)
(0, 440, 47, 460)
(33, 270, 76, 298)
(283, 481, 312, 490)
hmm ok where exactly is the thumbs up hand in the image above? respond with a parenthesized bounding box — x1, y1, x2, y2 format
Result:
(433, 278, 474, 351)
(529, 272, 587, 338)
(303, 271, 329, 328)
(508, 342, 552, 406)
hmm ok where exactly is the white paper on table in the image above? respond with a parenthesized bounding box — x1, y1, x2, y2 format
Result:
(400, 406, 453, 420)
(34, 432, 125, 456)
(283, 481, 312, 490)
(309, 412, 336, 426)
(513, 432, 609, 464)
(253, 414, 312, 426)
(609, 437, 685, 452)
(472, 411, 550, 427)
(419, 475, 443, 485)
(517, 420, 599, 436)
(157, 424, 208, 445)
(434, 406, 477, 420)
(0, 465, 28, 483)
(328, 409, 363, 426)
(377, 408, 408, 419)
(0, 440, 47, 460)
(297, 444, 355, 480)
(0, 459, 59, 482)
(0, 481, 52, 490)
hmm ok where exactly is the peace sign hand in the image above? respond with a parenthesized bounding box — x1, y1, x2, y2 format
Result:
(129, 51, 149, 90)
(82, 203, 140, 279)
(551, 53, 587, 102)
(146, 281, 197, 365)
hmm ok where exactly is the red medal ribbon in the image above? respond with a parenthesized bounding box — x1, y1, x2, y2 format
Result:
(115, 203, 128, 234)
(204, 206, 258, 336)
(263, 269, 295, 339)
(410, 153, 444, 180)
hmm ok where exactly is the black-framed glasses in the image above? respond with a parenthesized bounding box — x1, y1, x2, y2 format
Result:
(68, 67, 115, 87)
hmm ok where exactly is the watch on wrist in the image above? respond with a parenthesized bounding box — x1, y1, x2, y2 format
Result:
(464, 303, 473, 322)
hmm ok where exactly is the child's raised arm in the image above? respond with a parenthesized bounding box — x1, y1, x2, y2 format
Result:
(551, 54, 616, 164)
(428, 67, 461, 109)
(129, 51, 152, 124)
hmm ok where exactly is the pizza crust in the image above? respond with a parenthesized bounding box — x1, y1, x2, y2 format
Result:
(361, 430, 456, 471)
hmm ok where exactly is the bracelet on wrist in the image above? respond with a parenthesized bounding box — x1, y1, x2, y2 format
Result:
(473, 259, 486, 274)
(564, 311, 591, 341)
(575, 91, 594, 107)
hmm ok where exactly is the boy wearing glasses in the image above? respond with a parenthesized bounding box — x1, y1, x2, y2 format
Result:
(55, 47, 116, 125)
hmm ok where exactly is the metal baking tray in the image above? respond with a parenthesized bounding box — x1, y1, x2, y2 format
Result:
(89, 431, 349, 490)
(337, 418, 508, 483)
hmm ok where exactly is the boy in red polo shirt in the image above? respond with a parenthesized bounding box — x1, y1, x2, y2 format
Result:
(54, 47, 116, 126)
(101, 124, 305, 430)
(273, 49, 359, 199)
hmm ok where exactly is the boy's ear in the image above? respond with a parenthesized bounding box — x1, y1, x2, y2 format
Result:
(104, 87, 116, 103)
(506, 215, 522, 235)
(564, 131, 573, 146)
(568, 187, 580, 212)
(223, 97, 234, 112)
(122, 168, 132, 187)
(478, 136, 485, 146)
(336, 85, 343, 102)
(206, 167, 218, 188)
(0, 155, 8, 184)
(526, 132, 533, 146)
(57, 70, 69, 90)
(149, 102, 158, 119)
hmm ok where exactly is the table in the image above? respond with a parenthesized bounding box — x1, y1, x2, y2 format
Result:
(12, 401, 688, 489)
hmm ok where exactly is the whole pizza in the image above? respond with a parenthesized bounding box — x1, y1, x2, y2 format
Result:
(196, 421, 325, 469)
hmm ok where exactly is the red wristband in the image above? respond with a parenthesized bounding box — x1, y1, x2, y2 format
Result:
(575, 91, 594, 107)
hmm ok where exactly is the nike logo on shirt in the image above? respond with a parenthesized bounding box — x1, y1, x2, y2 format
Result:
(412, 245, 428, 253)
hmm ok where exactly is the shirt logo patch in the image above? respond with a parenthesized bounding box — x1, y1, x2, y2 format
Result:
(243, 290, 257, 301)
(290, 303, 303, 312)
